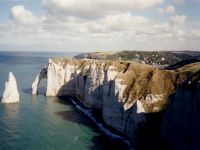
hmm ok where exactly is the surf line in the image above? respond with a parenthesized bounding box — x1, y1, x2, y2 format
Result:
(68, 97, 134, 150)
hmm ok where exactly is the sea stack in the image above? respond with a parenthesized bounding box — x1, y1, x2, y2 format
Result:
(1, 72, 19, 103)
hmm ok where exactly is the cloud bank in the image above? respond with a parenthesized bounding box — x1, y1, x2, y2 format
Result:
(0, 0, 199, 51)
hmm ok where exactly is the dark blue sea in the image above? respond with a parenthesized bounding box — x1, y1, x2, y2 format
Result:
(0, 51, 131, 150)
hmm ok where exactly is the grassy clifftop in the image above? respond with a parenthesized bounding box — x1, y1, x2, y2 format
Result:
(74, 51, 200, 66)
(51, 58, 200, 112)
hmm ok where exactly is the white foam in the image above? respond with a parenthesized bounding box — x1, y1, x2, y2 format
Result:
(69, 98, 134, 150)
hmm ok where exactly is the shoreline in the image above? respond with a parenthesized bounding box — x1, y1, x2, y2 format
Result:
(59, 96, 134, 150)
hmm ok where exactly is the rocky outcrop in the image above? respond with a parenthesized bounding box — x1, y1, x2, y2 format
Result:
(32, 58, 200, 149)
(1, 72, 19, 104)
(32, 67, 47, 94)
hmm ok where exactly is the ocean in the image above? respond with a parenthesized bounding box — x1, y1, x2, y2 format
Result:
(0, 51, 131, 150)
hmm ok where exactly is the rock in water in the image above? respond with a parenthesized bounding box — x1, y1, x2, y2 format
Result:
(32, 67, 47, 94)
(1, 72, 19, 103)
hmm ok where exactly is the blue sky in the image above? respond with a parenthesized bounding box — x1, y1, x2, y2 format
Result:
(0, 0, 43, 22)
(0, 0, 199, 51)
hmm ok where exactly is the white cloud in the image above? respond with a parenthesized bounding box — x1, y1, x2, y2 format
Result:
(170, 15, 186, 26)
(10, 5, 41, 25)
(165, 5, 175, 13)
(0, 1, 200, 51)
(43, 0, 164, 19)
(98, 13, 149, 32)
(157, 5, 175, 14)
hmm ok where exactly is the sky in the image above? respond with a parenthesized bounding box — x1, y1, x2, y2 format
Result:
(0, 0, 200, 52)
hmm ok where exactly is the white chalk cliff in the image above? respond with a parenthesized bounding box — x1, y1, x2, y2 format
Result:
(32, 67, 47, 94)
(32, 58, 200, 150)
(1, 72, 19, 104)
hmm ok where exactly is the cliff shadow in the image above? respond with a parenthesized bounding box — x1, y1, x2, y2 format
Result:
(90, 135, 131, 150)
(96, 79, 168, 150)
(57, 73, 77, 96)
(54, 75, 169, 150)
(37, 78, 47, 95)
(133, 110, 169, 150)
(55, 73, 104, 112)
(54, 96, 131, 150)
(115, 99, 169, 150)
(161, 82, 200, 150)
(54, 96, 97, 129)
(55, 110, 97, 127)
(55, 98, 97, 129)
(25, 77, 47, 95)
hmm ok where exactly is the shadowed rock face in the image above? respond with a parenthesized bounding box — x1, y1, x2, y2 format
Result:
(161, 83, 200, 150)
(32, 58, 200, 150)
(1, 72, 19, 104)
(32, 67, 47, 94)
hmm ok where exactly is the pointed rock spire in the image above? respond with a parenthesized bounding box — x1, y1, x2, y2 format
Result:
(1, 72, 19, 103)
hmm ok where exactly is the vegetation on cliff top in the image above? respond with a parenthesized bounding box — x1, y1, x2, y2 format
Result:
(74, 51, 200, 67)
(51, 57, 200, 113)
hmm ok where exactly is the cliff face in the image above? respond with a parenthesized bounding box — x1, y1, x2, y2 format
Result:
(1, 72, 19, 104)
(32, 58, 200, 149)
(161, 82, 200, 150)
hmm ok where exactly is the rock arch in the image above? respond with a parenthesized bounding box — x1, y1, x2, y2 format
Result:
(32, 67, 47, 94)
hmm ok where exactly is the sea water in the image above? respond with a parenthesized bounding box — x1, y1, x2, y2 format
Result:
(0, 51, 131, 150)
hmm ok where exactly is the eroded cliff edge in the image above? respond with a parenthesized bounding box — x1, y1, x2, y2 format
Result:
(32, 58, 200, 150)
